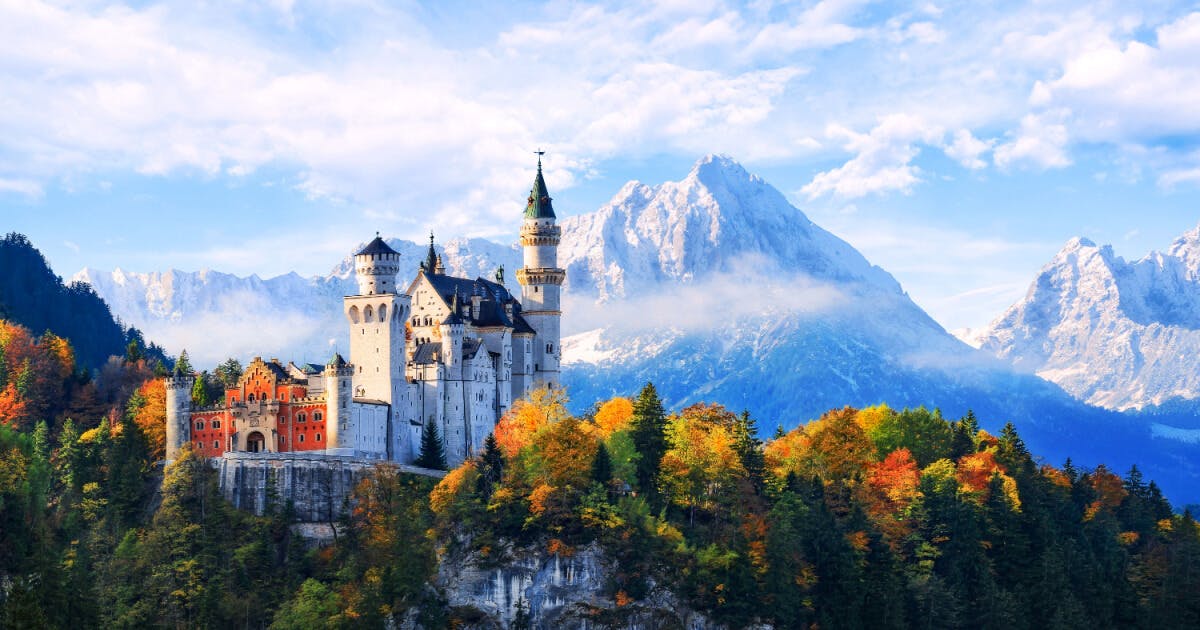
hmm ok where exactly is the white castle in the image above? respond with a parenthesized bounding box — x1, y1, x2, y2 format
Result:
(164, 158, 564, 468)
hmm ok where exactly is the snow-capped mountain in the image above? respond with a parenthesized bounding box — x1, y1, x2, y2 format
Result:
(975, 227, 1200, 411)
(75, 156, 1200, 503)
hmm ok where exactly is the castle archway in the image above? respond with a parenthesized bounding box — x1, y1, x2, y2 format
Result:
(247, 431, 266, 453)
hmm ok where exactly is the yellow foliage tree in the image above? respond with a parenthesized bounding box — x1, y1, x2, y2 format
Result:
(593, 397, 634, 438)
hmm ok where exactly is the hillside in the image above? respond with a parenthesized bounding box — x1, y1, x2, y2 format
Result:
(0, 233, 131, 370)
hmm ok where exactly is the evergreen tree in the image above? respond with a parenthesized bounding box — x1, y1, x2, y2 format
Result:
(215, 357, 244, 389)
(476, 433, 504, 500)
(773, 423, 786, 440)
(733, 410, 766, 494)
(174, 349, 193, 375)
(415, 421, 447, 470)
(590, 441, 614, 487)
(950, 409, 979, 459)
(630, 382, 668, 506)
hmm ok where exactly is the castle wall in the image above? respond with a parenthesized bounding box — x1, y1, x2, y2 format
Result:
(216, 452, 444, 522)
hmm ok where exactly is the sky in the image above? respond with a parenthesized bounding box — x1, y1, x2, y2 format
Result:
(2, 0, 1200, 334)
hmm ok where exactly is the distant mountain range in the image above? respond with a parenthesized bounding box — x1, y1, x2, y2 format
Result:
(973, 227, 1200, 412)
(72, 157, 1200, 504)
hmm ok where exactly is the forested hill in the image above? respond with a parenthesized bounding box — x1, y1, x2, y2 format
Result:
(0, 233, 163, 370)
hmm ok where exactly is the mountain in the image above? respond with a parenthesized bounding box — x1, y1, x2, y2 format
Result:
(975, 228, 1200, 411)
(73, 157, 1200, 503)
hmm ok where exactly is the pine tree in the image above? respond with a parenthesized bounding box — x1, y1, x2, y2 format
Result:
(733, 410, 766, 494)
(591, 441, 614, 487)
(950, 409, 978, 459)
(475, 433, 504, 499)
(415, 421, 447, 470)
(175, 349, 193, 375)
(630, 382, 668, 506)
(215, 358, 243, 389)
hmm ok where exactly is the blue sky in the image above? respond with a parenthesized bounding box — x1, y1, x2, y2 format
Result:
(3, 0, 1200, 334)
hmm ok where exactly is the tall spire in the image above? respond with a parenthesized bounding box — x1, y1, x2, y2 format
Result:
(524, 151, 556, 220)
(424, 231, 438, 274)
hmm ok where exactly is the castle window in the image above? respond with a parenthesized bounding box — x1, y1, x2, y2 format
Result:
(299, 434, 305, 443)
(213, 440, 219, 449)
(212, 420, 221, 429)
(547, 343, 553, 354)
(378, 304, 387, 321)
(316, 433, 322, 442)
(364, 305, 374, 321)
(298, 413, 306, 423)
(195, 421, 204, 430)
(248, 393, 255, 402)
(315, 412, 323, 422)
(349, 305, 360, 323)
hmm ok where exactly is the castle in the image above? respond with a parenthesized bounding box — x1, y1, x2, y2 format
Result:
(164, 157, 564, 468)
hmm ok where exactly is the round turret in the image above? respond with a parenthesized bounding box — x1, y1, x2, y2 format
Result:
(354, 233, 401, 295)
(164, 370, 196, 463)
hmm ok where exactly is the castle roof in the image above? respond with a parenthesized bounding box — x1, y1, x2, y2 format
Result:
(524, 156, 556, 220)
(511, 314, 537, 335)
(356, 234, 398, 257)
(326, 352, 347, 368)
(412, 342, 441, 365)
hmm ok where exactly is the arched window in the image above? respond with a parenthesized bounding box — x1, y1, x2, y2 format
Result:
(213, 440, 219, 449)
(378, 304, 387, 321)
(248, 393, 255, 402)
(349, 305, 360, 323)
(298, 434, 305, 443)
(212, 420, 221, 429)
(195, 421, 204, 430)
(315, 433, 322, 442)
(364, 305, 374, 322)
(315, 412, 323, 422)
(298, 413, 306, 423)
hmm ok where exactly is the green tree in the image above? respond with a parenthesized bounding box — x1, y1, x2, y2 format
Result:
(215, 358, 243, 389)
(415, 422, 447, 470)
(591, 441, 614, 488)
(174, 349, 192, 375)
(191, 371, 210, 407)
(630, 382, 668, 507)
(270, 579, 343, 629)
(867, 406, 953, 467)
(732, 410, 766, 494)
(950, 409, 979, 459)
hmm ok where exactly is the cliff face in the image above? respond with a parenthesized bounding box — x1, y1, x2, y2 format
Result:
(434, 542, 768, 630)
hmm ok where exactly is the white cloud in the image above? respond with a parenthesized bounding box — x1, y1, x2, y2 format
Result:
(943, 129, 993, 170)
(1158, 168, 1200, 189)
(0, 178, 43, 197)
(802, 114, 943, 199)
(993, 112, 1071, 171)
(1026, 12, 1200, 146)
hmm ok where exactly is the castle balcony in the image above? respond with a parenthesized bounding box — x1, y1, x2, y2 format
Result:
(519, 223, 561, 245)
(516, 267, 565, 286)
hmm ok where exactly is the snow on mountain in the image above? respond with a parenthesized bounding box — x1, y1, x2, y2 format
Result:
(975, 226, 1200, 411)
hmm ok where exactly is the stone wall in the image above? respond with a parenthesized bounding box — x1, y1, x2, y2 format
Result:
(215, 452, 443, 523)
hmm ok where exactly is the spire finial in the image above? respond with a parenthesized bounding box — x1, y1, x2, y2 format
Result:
(424, 231, 438, 274)
(535, 148, 545, 171)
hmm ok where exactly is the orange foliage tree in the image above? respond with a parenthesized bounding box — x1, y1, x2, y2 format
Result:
(130, 379, 167, 461)
(593, 397, 634, 438)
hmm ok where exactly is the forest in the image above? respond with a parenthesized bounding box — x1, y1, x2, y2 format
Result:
(0, 317, 1198, 628)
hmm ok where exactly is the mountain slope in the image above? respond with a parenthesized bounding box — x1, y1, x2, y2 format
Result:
(976, 227, 1200, 411)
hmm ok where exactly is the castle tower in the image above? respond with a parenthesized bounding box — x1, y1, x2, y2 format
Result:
(323, 353, 354, 455)
(164, 367, 195, 463)
(516, 153, 565, 388)
(346, 234, 411, 406)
